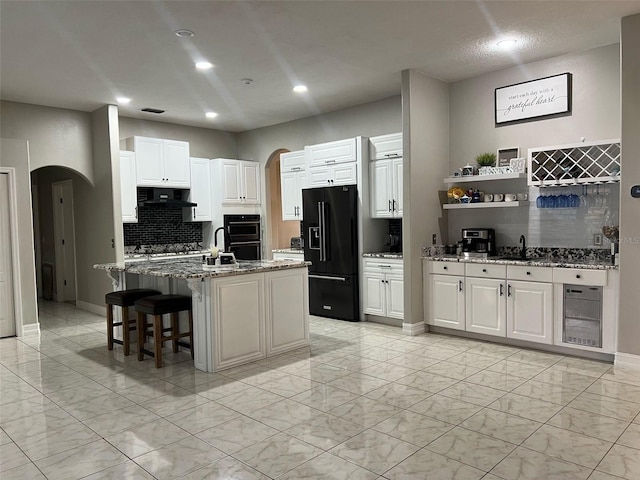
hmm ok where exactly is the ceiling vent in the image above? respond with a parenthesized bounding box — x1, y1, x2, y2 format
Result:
(141, 107, 165, 114)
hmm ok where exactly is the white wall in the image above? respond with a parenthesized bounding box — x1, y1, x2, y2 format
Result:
(118, 117, 237, 159)
(402, 71, 450, 328)
(447, 43, 621, 246)
(618, 15, 640, 357)
(0, 138, 38, 330)
(0, 101, 94, 184)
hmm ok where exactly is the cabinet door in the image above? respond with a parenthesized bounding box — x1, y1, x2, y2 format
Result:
(242, 162, 261, 204)
(507, 281, 553, 344)
(163, 140, 191, 187)
(370, 160, 393, 218)
(187, 158, 212, 221)
(430, 274, 465, 330)
(281, 150, 306, 171)
(392, 158, 403, 217)
(386, 274, 404, 320)
(307, 166, 332, 187)
(120, 151, 138, 223)
(331, 162, 357, 185)
(307, 138, 357, 167)
(370, 133, 403, 160)
(211, 273, 265, 371)
(465, 277, 507, 337)
(295, 171, 306, 220)
(281, 171, 299, 221)
(134, 137, 164, 186)
(266, 268, 309, 356)
(363, 271, 386, 316)
(220, 161, 242, 204)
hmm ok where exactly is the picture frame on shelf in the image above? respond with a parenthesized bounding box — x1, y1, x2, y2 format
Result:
(495, 72, 572, 125)
(497, 147, 520, 167)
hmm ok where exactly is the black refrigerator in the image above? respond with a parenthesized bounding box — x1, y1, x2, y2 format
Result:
(302, 184, 359, 321)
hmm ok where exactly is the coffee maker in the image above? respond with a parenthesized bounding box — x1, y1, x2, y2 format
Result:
(461, 228, 496, 258)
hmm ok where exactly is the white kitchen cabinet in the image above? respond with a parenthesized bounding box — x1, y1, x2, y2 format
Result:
(265, 268, 309, 356)
(280, 150, 306, 221)
(272, 251, 304, 261)
(120, 151, 138, 223)
(213, 159, 261, 205)
(370, 132, 403, 160)
(465, 277, 507, 337)
(307, 138, 357, 167)
(363, 258, 403, 320)
(369, 157, 403, 218)
(430, 274, 465, 330)
(184, 157, 212, 222)
(507, 280, 553, 344)
(307, 162, 357, 187)
(126, 136, 190, 188)
(211, 273, 266, 370)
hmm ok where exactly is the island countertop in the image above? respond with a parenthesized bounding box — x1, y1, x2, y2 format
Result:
(94, 257, 311, 279)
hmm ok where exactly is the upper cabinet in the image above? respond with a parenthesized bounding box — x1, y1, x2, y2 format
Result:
(369, 132, 403, 160)
(369, 133, 403, 218)
(307, 138, 358, 167)
(184, 157, 212, 222)
(119, 151, 138, 223)
(280, 150, 306, 221)
(213, 159, 261, 205)
(125, 136, 190, 188)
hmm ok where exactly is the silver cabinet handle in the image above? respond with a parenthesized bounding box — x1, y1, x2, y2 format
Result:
(388, 200, 392, 212)
(500, 283, 504, 296)
(392, 199, 396, 212)
(459, 280, 463, 292)
(508, 284, 512, 297)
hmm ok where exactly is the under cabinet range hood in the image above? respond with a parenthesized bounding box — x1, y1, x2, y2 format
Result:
(140, 188, 197, 208)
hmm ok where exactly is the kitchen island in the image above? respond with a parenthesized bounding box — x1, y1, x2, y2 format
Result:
(94, 258, 310, 372)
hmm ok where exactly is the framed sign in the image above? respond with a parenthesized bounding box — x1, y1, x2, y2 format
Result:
(495, 73, 572, 125)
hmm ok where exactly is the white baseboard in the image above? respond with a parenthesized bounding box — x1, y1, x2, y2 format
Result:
(21, 322, 41, 336)
(76, 300, 105, 317)
(402, 322, 426, 336)
(615, 352, 640, 369)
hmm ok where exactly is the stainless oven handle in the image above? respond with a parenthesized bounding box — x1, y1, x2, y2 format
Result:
(226, 221, 260, 225)
(227, 240, 261, 245)
(309, 275, 346, 281)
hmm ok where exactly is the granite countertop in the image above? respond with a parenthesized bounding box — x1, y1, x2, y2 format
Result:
(124, 250, 210, 260)
(363, 252, 403, 259)
(94, 257, 311, 279)
(423, 254, 618, 270)
(272, 249, 305, 254)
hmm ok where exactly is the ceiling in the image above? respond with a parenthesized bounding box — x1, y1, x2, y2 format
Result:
(2, 1, 639, 132)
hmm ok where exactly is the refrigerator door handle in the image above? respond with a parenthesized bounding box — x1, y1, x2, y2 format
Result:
(320, 201, 328, 262)
(317, 202, 324, 261)
(309, 275, 347, 281)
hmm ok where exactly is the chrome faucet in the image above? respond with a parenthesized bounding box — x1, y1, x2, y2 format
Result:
(519, 235, 527, 259)
(214, 226, 231, 252)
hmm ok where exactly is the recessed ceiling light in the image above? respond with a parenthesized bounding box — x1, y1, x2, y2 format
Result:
(293, 85, 308, 93)
(205, 112, 218, 119)
(175, 29, 195, 38)
(116, 97, 131, 104)
(496, 38, 518, 49)
(195, 61, 213, 70)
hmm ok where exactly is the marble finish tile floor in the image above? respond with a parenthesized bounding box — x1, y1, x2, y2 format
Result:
(1, 301, 639, 479)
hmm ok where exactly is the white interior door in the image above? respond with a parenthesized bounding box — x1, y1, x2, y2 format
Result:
(0, 173, 16, 337)
(52, 180, 77, 303)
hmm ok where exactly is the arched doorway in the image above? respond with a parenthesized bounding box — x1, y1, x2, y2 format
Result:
(265, 149, 300, 256)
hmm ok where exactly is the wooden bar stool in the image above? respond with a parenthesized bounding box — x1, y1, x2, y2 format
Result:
(134, 294, 193, 368)
(105, 289, 161, 355)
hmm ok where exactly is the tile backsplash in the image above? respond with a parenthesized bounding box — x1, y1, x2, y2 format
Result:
(447, 183, 619, 248)
(123, 188, 203, 247)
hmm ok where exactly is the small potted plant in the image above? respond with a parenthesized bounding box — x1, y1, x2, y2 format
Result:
(476, 152, 496, 175)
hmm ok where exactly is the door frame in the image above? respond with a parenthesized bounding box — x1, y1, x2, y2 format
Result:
(0, 167, 24, 336)
(51, 179, 78, 303)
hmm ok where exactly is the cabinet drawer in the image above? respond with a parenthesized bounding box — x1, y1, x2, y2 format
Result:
(465, 263, 506, 278)
(552, 268, 607, 287)
(507, 265, 553, 282)
(363, 258, 403, 273)
(428, 260, 464, 276)
(370, 133, 402, 160)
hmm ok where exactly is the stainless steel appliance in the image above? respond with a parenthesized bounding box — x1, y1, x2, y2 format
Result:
(302, 185, 359, 321)
(461, 228, 496, 258)
(223, 214, 261, 260)
(563, 284, 602, 348)
(290, 236, 303, 250)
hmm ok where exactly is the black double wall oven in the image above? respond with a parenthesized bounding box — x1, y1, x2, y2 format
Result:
(223, 214, 262, 260)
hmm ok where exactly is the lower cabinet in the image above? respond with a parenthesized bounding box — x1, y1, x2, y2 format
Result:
(507, 280, 553, 344)
(362, 258, 404, 320)
(430, 274, 465, 330)
(465, 277, 507, 337)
